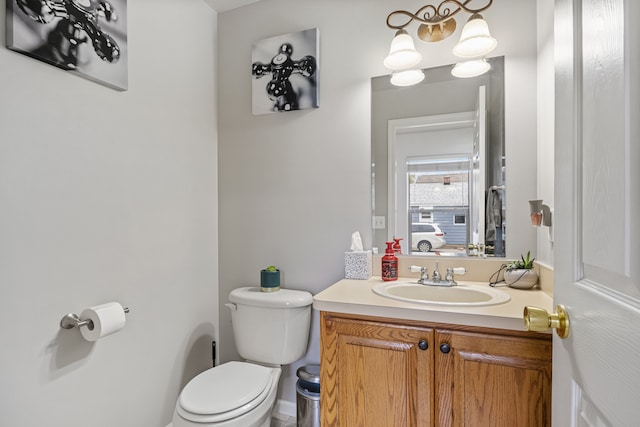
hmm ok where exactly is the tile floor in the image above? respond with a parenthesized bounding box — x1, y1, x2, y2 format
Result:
(271, 412, 296, 427)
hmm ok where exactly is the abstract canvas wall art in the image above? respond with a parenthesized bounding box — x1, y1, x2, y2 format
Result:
(6, 0, 128, 91)
(251, 28, 319, 115)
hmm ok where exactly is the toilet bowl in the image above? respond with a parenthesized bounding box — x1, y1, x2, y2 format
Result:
(171, 287, 313, 427)
(172, 361, 281, 427)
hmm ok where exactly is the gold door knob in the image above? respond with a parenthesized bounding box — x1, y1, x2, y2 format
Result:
(523, 304, 570, 339)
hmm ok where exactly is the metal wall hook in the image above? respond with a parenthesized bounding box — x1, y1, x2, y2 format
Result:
(59, 307, 129, 330)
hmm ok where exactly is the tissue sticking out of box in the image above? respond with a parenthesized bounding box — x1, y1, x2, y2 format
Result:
(350, 231, 363, 251)
(345, 231, 371, 280)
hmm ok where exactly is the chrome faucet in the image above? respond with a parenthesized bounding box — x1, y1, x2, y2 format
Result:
(445, 268, 456, 284)
(418, 267, 429, 284)
(410, 265, 429, 284)
(410, 265, 464, 287)
(432, 262, 441, 283)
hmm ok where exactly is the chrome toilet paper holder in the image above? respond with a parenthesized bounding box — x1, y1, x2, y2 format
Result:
(60, 307, 130, 330)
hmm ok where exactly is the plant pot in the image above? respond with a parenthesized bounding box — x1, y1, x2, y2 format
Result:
(260, 269, 280, 292)
(504, 269, 538, 289)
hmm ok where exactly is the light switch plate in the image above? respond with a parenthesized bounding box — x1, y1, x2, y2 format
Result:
(373, 216, 386, 229)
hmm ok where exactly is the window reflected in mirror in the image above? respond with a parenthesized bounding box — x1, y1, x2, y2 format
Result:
(407, 156, 470, 255)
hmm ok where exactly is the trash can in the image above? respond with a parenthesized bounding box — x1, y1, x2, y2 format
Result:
(296, 364, 320, 427)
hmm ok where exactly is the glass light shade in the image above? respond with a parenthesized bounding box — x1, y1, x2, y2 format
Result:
(452, 14, 497, 58)
(451, 58, 491, 78)
(384, 29, 422, 70)
(390, 69, 425, 87)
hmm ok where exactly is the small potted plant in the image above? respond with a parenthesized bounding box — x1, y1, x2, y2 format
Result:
(504, 251, 538, 289)
(260, 265, 280, 292)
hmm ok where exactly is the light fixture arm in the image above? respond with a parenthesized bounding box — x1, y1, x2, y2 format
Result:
(386, 0, 493, 30)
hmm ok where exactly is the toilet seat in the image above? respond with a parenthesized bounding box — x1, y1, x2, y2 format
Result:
(176, 361, 276, 424)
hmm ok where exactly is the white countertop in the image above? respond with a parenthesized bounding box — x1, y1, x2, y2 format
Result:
(313, 277, 554, 332)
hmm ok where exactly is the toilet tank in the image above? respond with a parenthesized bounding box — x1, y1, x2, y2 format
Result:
(228, 287, 313, 365)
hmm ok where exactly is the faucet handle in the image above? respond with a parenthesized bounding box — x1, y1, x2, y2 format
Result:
(445, 267, 465, 284)
(411, 265, 429, 284)
(445, 268, 454, 281)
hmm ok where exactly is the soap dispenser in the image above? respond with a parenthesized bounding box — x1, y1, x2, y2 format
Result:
(393, 237, 403, 254)
(382, 241, 398, 281)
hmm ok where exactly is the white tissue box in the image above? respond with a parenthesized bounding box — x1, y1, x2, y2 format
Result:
(344, 251, 372, 280)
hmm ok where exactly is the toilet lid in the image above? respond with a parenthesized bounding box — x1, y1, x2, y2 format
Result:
(179, 361, 273, 416)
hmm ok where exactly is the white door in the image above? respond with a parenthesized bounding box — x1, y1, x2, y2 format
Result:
(553, 0, 640, 425)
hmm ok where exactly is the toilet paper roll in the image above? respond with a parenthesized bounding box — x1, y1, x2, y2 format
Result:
(79, 302, 126, 342)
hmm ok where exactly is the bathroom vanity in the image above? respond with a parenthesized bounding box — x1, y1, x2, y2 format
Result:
(314, 278, 553, 427)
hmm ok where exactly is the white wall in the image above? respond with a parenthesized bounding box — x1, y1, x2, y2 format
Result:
(217, 0, 538, 405)
(0, 1, 218, 426)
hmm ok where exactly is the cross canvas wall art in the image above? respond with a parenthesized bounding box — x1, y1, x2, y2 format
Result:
(251, 28, 319, 115)
(6, 0, 128, 91)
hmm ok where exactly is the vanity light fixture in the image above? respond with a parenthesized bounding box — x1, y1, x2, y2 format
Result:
(390, 69, 426, 86)
(384, 29, 423, 70)
(451, 57, 491, 78)
(452, 13, 497, 58)
(384, 0, 496, 84)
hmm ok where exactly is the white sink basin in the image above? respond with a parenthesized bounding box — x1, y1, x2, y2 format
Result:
(372, 281, 511, 307)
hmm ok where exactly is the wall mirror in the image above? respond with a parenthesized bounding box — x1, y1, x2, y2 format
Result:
(372, 56, 505, 257)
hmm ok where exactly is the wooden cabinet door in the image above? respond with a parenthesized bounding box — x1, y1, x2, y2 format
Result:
(320, 312, 434, 427)
(435, 329, 552, 427)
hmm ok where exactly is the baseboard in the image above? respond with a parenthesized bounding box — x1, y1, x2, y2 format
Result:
(274, 399, 296, 418)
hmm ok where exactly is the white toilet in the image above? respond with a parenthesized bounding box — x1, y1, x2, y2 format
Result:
(171, 287, 313, 427)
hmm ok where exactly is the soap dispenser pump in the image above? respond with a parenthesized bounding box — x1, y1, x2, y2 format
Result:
(382, 241, 398, 281)
(393, 237, 403, 254)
